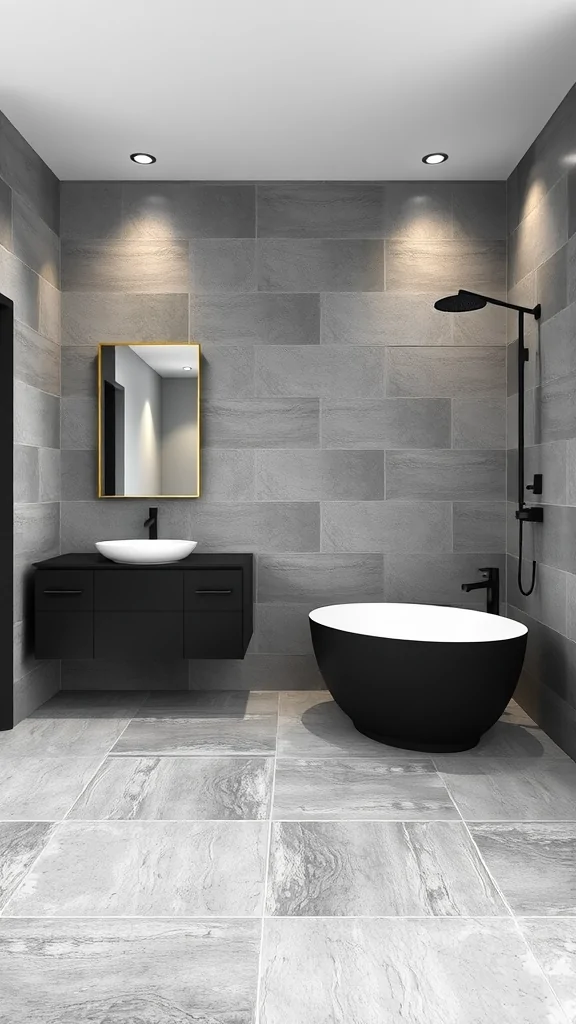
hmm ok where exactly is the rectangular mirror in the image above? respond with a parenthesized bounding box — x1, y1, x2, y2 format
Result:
(98, 343, 200, 498)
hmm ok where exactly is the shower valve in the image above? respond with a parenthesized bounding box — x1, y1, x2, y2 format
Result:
(516, 507, 544, 522)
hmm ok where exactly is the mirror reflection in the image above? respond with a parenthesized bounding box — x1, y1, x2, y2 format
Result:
(98, 343, 200, 498)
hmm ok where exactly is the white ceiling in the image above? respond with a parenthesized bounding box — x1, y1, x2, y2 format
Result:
(1, 0, 576, 181)
(130, 345, 199, 377)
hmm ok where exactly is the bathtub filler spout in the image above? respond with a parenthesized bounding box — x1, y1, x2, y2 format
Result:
(461, 567, 500, 615)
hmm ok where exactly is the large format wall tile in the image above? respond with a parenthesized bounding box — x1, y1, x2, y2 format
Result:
(200, 344, 255, 400)
(0, 918, 260, 1024)
(0, 245, 39, 329)
(386, 239, 506, 296)
(266, 820, 504, 917)
(5, 820, 267, 917)
(0, 111, 59, 233)
(14, 322, 60, 396)
(452, 182, 507, 240)
(387, 347, 505, 397)
(60, 182, 122, 239)
(191, 292, 320, 344)
(321, 501, 452, 553)
(452, 502, 506, 552)
(122, 182, 255, 239)
(385, 553, 506, 609)
(258, 239, 384, 292)
(321, 398, 451, 448)
(256, 554, 384, 604)
(12, 193, 59, 286)
(190, 239, 256, 292)
(452, 398, 506, 448)
(0, 177, 11, 248)
(254, 346, 385, 397)
(385, 449, 506, 500)
(255, 605, 314, 655)
(257, 184, 387, 238)
(203, 399, 319, 448)
(61, 500, 320, 553)
(321, 292, 452, 346)
(255, 449, 384, 500)
(384, 182, 452, 239)
(13, 381, 59, 448)
(62, 291, 188, 344)
(260, 918, 562, 1024)
(13, 503, 59, 560)
(61, 240, 189, 292)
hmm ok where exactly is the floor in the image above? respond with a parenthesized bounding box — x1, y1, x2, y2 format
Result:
(0, 690, 576, 1022)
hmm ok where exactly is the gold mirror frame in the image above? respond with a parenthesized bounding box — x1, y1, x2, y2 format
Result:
(97, 342, 201, 499)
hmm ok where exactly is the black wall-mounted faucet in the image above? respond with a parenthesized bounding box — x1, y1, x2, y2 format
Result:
(461, 567, 500, 615)
(144, 506, 158, 540)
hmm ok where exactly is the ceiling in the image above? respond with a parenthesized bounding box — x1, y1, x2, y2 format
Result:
(2, 0, 576, 181)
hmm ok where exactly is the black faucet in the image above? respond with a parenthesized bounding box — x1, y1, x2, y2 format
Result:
(461, 567, 500, 615)
(144, 506, 158, 540)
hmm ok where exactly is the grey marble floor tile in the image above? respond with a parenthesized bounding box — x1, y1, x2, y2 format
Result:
(0, 714, 134, 757)
(36, 690, 149, 718)
(68, 755, 274, 820)
(435, 757, 576, 820)
(0, 918, 260, 1024)
(0, 823, 54, 910)
(273, 758, 459, 820)
(111, 716, 278, 755)
(519, 919, 576, 1023)
(277, 692, 431, 758)
(5, 820, 267, 917)
(471, 719, 567, 758)
(470, 823, 576, 915)
(260, 917, 565, 1024)
(0, 757, 103, 820)
(139, 689, 278, 718)
(267, 821, 505, 917)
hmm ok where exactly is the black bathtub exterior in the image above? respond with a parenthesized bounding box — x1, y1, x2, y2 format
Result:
(310, 617, 527, 752)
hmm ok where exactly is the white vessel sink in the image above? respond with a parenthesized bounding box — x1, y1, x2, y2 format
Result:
(95, 539, 197, 564)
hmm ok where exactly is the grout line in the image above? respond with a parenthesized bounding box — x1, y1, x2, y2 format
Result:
(254, 693, 279, 1024)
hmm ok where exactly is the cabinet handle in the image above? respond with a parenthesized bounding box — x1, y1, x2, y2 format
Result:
(195, 589, 233, 595)
(43, 589, 84, 595)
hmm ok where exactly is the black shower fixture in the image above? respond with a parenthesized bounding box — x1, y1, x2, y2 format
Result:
(435, 289, 542, 597)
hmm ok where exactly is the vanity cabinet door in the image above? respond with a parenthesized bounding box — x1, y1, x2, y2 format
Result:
(94, 612, 184, 659)
(35, 570, 93, 611)
(35, 612, 94, 659)
(95, 571, 183, 610)
(184, 612, 244, 658)
(184, 570, 243, 611)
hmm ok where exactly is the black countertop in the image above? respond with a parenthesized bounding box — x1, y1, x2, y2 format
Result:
(34, 553, 253, 571)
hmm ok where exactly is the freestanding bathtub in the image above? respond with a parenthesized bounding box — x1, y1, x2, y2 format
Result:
(309, 603, 528, 752)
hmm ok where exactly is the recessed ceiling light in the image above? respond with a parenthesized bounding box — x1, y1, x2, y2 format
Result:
(182, 366, 193, 371)
(422, 152, 448, 165)
(130, 152, 156, 165)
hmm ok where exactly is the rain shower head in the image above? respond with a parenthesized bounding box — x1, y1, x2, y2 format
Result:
(434, 290, 488, 313)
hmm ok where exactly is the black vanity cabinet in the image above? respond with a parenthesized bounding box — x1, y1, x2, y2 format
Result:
(33, 554, 253, 660)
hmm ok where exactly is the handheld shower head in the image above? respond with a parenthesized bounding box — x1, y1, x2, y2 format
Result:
(434, 290, 488, 313)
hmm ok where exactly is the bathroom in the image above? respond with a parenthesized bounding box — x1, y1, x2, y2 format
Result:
(2, 1, 576, 1019)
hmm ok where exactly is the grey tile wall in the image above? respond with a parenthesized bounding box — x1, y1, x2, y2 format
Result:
(0, 110, 61, 723)
(59, 178, 506, 690)
(506, 81, 576, 759)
